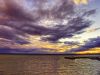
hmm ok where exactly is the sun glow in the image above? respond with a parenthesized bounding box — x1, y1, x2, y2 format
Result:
(76, 47, 100, 54)
(73, 0, 88, 5)
(0, 35, 79, 53)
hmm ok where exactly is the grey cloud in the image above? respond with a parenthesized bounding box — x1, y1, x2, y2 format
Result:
(0, 0, 96, 44)
(68, 37, 100, 52)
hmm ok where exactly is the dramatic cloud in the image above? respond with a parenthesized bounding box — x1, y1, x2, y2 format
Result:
(84, 37, 100, 48)
(0, 0, 95, 43)
(69, 37, 100, 52)
(0, 0, 99, 54)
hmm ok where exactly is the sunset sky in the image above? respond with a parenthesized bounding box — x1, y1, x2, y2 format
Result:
(0, 0, 100, 54)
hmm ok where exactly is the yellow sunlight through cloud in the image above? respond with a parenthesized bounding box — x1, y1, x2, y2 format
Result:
(0, 35, 79, 53)
(76, 47, 100, 54)
(73, 0, 88, 5)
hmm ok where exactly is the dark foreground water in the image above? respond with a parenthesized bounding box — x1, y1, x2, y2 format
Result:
(0, 55, 100, 75)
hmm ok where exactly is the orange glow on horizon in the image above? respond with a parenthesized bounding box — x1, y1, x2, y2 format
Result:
(0, 37, 100, 54)
(76, 47, 100, 54)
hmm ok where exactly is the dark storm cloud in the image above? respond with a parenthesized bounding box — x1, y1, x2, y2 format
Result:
(2, 0, 36, 21)
(69, 37, 100, 52)
(84, 37, 100, 48)
(0, 0, 96, 44)
(0, 25, 29, 44)
(64, 41, 80, 46)
(42, 17, 92, 42)
(0, 47, 55, 54)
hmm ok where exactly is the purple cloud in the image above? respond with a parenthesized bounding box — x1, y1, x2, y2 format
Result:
(0, 0, 96, 44)
(69, 37, 100, 52)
